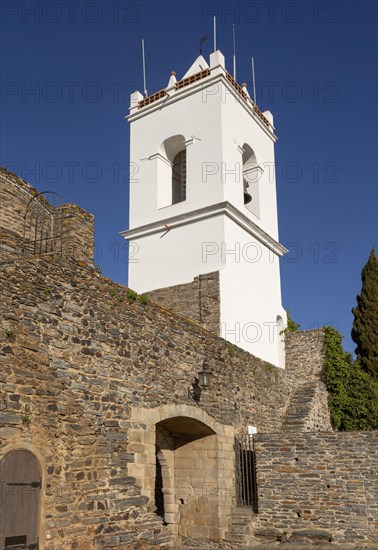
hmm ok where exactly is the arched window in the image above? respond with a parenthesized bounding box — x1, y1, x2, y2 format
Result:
(241, 144, 261, 218)
(158, 135, 187, 208)
(172, 150, 186, 204)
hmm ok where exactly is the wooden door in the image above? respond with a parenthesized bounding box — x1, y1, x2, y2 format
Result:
(0, 451, 41, 549)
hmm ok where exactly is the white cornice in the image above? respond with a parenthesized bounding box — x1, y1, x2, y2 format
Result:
(120, 202, 287, 256)
(127, 72, 277, 143)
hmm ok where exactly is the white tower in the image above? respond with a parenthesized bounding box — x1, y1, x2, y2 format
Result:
(121, 50, 287, 367)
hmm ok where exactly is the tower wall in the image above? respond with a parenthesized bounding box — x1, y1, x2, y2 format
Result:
(123, 51, 287, 366)
(127, 216, 225, 292)
(128, 85, 224, 229)
(219, 217, 286, 366)
(219, 84, 279, 239)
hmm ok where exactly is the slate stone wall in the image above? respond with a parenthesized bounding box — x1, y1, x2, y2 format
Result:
(146, 272, 220, 335)
(2, 169, 374, 549)
(254, 431, 378, 545)
(0, 168, 94, 265)
(0, 254, 331, 548)
(283, 330, 332, 432)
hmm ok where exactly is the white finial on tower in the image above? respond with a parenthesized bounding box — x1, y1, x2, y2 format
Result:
(242, 83, 251, 99)
(167, 71, 177, 88)
(142, 38, 148, 98)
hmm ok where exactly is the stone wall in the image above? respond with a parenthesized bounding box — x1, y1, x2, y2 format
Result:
(0, 254, 332, 549)
(285, 329, 327, 383)
(58, 203, 95, 266)
(146, 272, 220, 335)
(254, 431, 378, 545)
(283, 331, 332, 432)
(0, 168, 94, 265)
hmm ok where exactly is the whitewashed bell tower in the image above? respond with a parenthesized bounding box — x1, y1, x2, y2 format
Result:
(121, 50, 287, 367)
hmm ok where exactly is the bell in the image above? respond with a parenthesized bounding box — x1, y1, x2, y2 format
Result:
(244, 192, 252, 205)
(243, 178, 252, 205)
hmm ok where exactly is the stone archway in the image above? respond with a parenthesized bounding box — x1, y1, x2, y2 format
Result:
(128, 404, 235, 542)
(156, 416, 217, 539)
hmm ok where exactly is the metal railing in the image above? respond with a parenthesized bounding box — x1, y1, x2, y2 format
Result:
(235, 434, 258, 512)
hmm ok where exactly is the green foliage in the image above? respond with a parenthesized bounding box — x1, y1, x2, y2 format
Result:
(109, 286, 147, 306)
(286, 310, 300, 332)
(4, 329, 14, 338)
(126, 289, 138, 303)
(227, 345, 236, 358)
(280, 310, 300, 334)
(351, 248, 378, 379)
(139, 294, 149, 305)
(324, 326, 378, 430)
(21, 413, 31, 426)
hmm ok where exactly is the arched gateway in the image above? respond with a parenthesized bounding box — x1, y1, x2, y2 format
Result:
(128, 405, 235, 541)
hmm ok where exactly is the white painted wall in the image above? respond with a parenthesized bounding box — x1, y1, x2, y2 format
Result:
(218, 83, 279, 240)
(128, 88, 224, 229)
(219, 217, 286, 367)
(127, 216, 225, 293)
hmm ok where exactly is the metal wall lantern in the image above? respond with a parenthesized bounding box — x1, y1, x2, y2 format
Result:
(198, 360, 212, 388)
(188, 360, 212, 402)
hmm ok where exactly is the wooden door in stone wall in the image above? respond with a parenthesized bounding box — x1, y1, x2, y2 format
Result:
(0, 451, 41, 550)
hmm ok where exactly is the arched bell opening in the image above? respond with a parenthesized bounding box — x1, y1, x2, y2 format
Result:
(158, 135, 187, 208)
(171, 150, 187, 204)
(241, 143, 262, 218)
(0, 450, 42, 550)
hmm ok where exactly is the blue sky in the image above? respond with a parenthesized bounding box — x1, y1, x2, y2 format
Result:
(1, 0, 377, 353)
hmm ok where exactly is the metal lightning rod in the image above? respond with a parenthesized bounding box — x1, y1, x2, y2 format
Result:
(232, 24, 237, 80)
(213, 16, 217, 52)
(251, 57, 257, 105)
(142, 38, 148, 98)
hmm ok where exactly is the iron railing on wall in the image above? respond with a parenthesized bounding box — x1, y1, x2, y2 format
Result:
(235, 434, 258, 512)
(22, 192, 63, 258)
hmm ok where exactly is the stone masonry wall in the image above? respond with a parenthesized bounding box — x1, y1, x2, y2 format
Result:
(283, 331, 332, 432)
(0, 167, 41, 261)
(0, 255, 331, 549)
(0, 168, 94, 265)
(146, 272, 220, 335)
(254, 431, 378, 545)
(58, 203, 95, 266)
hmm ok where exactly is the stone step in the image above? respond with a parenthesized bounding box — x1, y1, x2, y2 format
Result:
(282, 382, 320, 431)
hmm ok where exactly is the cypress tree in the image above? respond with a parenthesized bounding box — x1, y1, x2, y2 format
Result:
(351, 248, 378, 378)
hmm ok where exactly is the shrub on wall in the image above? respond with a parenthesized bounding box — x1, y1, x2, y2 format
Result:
(281, 310, 300, 333)
(324, 326, 378, 430)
